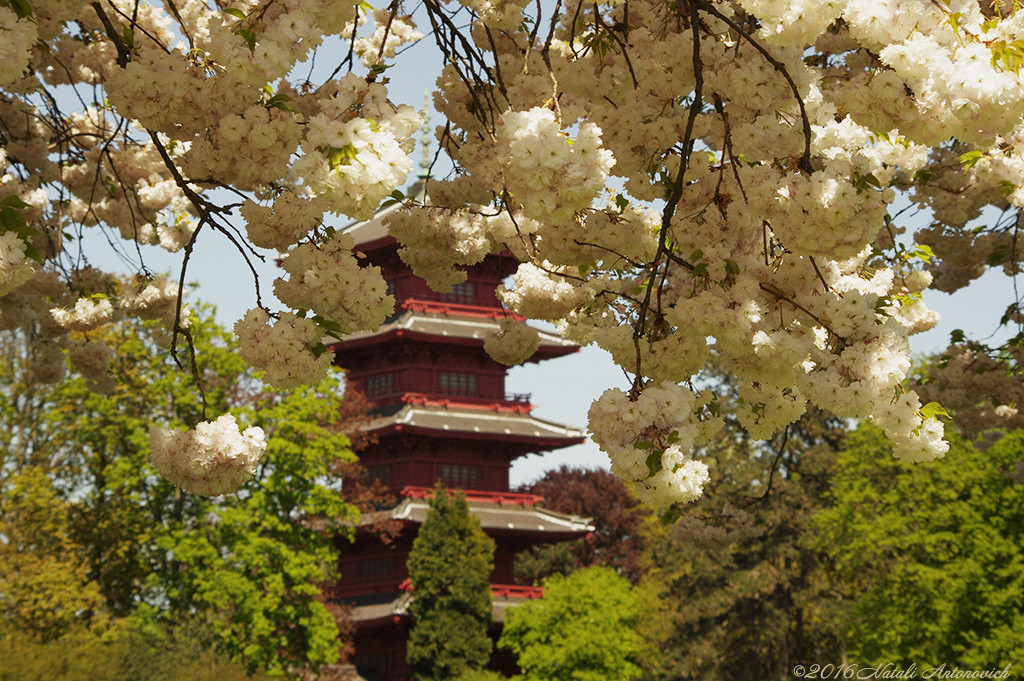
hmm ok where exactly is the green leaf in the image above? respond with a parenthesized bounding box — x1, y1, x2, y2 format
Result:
(853, 171, 882, 193)
(1, 194, 30, 209)
(5, 0, 33, 19)
(22, 242, 42, 263)
(919, 402, 951, 421)
(986, 244, 1009, 266)
(318, 144, 358, 169)
(644, 450, 663, 478)
(999, 303, 1019, 327)
(266, 93, 293, 112)
(660, 506, 682, 526)
(222, 7, 247, 19)
(950, 329, 966, 344)
(911, 244, 935, 264)
(958, 150, 985, 168)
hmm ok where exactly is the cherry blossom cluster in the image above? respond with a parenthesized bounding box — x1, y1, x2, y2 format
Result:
(588, 382, 719, 508)
(150, 414, 266, 497)
(4, 0, 1024, 501)
(0, 231, 36, 297)
(483, 317, 541, 366)
(235, 308, 335, 390)
(354, 9, 424, 67)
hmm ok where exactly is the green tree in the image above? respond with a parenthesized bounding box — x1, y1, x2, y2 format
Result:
(0, 306, 361, 675)
(0, 466, 106, 639)
(499, 566, 642, 681)
(818, 425, 1024, 667)
(640, 360, 849, 681)
(0, 616, 272, 681)
(407, 487, 495, 681)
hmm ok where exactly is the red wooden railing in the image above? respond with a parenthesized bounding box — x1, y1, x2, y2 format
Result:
(400, 298, 527, 322)
(401, 486, 544, 506)
(399, 391, 534, 413)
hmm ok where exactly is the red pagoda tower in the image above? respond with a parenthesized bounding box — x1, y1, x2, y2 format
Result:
(325, 183, 593, 681)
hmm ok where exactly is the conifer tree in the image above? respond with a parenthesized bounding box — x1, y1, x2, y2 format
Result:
(406, 487, 495, 681)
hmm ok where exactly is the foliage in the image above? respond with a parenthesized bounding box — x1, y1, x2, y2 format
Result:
(451, 671, 507, 681)
(0, 616, 271, 681)
(515, 466, 652, 585)
(0, 307, 361, 676)
(407, 487, 496, 681)
(499, 566, 642, 681)
(0, 466, 106, 639)
(641, 398, 848, 681)
(818, 426, 1024, 667)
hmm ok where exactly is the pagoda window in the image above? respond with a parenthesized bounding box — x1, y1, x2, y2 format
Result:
(440, 463, 480, 488)
(442, 281, 476, 305)
(439, 371, 477, 396)
(365, 372, 394, 398)
(356, 556, 395, 582)
(368, 464, 392, 485)
(354, 652, 391, 678)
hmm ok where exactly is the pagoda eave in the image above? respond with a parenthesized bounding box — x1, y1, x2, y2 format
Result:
(354, 495, 593, 535)
(376, 424, 583, 450)
(328, 309, 578, 362)
(331, 329, 577, 364)
(338, 584, 545, 625)
(361, 404, 585, 450)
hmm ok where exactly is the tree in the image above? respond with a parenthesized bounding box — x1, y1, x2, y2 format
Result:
(515, 466, 652, 585)
(406, 487, 495, 681)
(4, 0, 1024, 503)
(499, 566, 642, 681)
(638, 369, 850, 681)
(0, 305, 362, 675)
(0, 616, 273, 681)
(0, 466, 106, 639)
(817, 426, 1024, 667)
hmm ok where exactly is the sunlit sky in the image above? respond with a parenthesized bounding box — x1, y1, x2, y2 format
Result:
(82, 22, 1018, 488)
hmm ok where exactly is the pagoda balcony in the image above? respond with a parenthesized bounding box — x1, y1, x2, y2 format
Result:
(399, 298, 527, 321)
(490, 584, 544, 599)
(401, 485, 545, 506)
(399, 391, 535, 414)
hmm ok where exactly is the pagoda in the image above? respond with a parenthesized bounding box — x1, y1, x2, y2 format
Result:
(324, 183, 593, 681)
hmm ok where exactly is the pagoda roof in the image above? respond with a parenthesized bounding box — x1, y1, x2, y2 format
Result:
(344, 179, 427, 251)
(361, 402, 585, 448)
(344, 584, 546, 625)
(331, 306, 577, 360)
(355, 494, 593, 538)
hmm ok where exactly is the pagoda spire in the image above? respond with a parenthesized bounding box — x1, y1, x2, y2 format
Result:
(418, 90, 431, 179)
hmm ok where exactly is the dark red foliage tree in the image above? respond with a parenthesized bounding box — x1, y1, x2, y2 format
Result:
(515, 466, 651, 585)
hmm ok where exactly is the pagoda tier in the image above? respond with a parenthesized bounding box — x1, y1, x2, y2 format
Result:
(331, 488, 593, 601)
(333, 305, 577, 414)
(326, 488, 593, 681)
